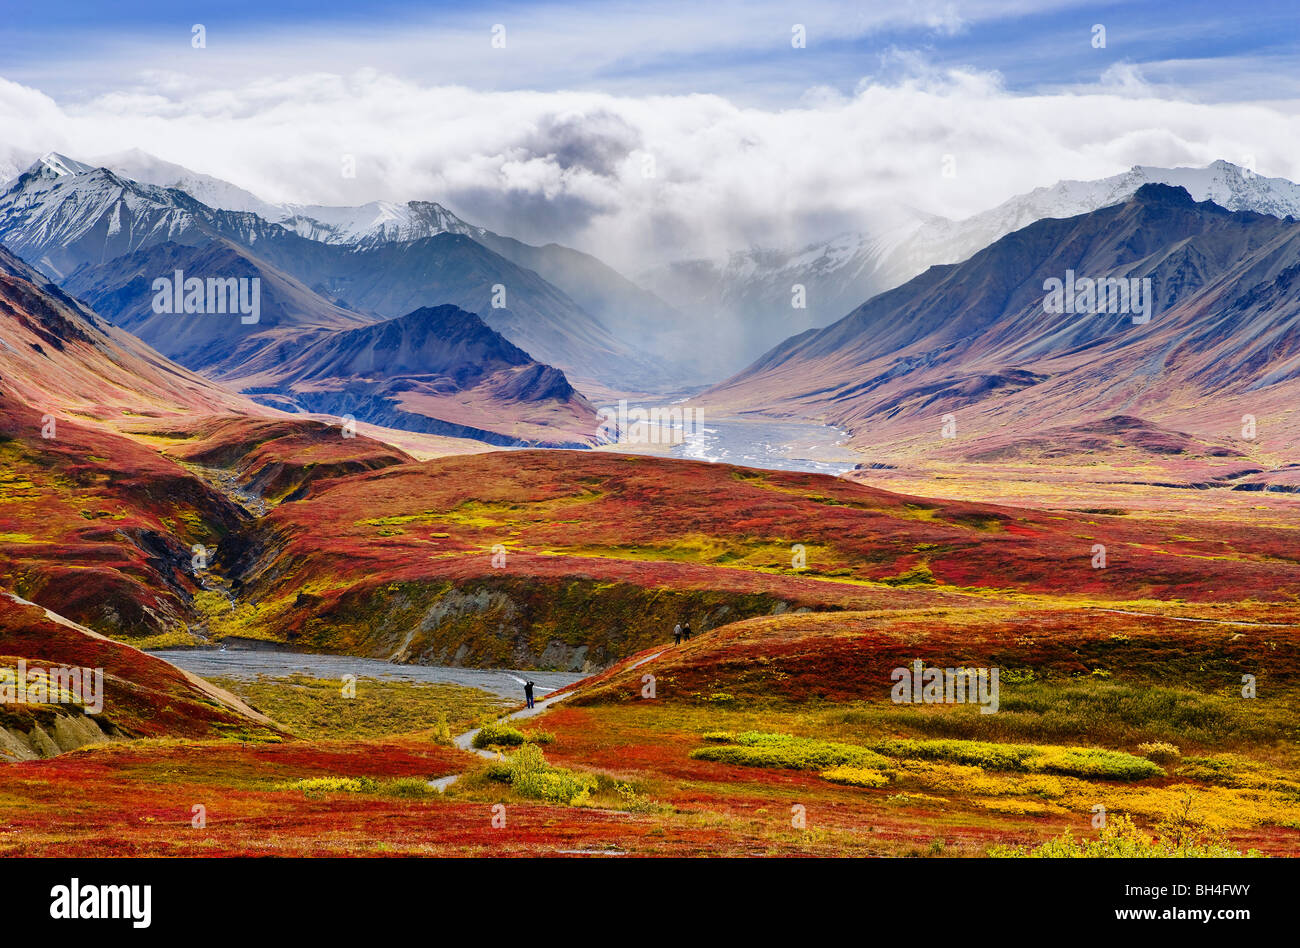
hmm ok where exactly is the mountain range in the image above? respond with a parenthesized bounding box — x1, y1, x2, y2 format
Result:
(0, 155, 610, 445)
(0, 153, 666, 392)
(5, 149, 1300, 465)
(642, 160, 1300, 374)
(54, 150, 698, 384)
(703, 183, 1300, 470)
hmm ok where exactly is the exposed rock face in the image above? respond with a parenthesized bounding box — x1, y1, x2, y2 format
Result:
(0, 711, 115, 761)
(0, 592, 280, 761)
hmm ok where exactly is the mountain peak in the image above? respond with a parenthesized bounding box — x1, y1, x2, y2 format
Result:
(394, 303, 485, 328)
(1130, 182, 1196, 206)
(27, 152, 96, 179)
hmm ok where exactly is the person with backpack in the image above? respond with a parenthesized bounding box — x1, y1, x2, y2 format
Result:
(682, 620, 692, 641)
(524, 679, 535, 709)
(673, 623, 682, 645)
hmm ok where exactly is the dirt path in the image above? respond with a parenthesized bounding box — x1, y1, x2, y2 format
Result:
(436, 648, 668, 788)
(1091, 608, 1296, 628)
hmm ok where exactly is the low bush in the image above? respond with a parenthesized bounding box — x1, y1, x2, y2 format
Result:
(1137, 741, 1181, 764)
(990, 814, 1262, 858)
(865, 736, 1163, 781)
(974, 798, 1058, 816)
(821, 765, 890, 788)
(277, 775, 433, 798)
(473, 720, 527, 749)
(487, 744, 597, 805)
(690, 732, 892, 772)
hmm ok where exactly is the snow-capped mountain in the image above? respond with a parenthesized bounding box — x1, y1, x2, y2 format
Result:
(93, 148, 285, 218)
(897, 160, 1300, 277)
(0, 152, 293, 279)
(705, 183, 1300, 456)
(641, 161, 1300, 373)
(0, 152, 670, 389)
(28, 149, 698, 382)
(98, 148, 487, 247)
(276, 200, 487, 247)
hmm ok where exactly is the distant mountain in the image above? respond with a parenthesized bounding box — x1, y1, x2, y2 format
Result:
(55, 244, 602, 444)
(0, 242, 255, 420)
(228, 304, 603, 447)
(704, 184, 1300, 455)
(643, 161, 1300, 374)
(240, 231, 655, 388)
(0, 154, 296, 280)
(0, 153, 665, 390)
(93, 148, 287, 219)
(89, 150, 700, 384)
(61, 238, 371, 373)
(99, 147, 490, 246)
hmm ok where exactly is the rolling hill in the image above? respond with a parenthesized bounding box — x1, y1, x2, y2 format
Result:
(0, 591, 277, 760)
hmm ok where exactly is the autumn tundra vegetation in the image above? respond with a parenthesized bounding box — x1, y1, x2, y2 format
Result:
(1, 402, 1296, 855)
(0, 148, 1297, 861)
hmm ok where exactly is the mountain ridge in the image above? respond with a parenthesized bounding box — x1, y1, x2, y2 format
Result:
(702, 183, 1300, 458)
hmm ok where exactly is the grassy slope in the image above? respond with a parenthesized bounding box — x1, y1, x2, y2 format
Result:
(0, 592, 278, 759)
(1, 408, 1297, 854)
(0, 409, 247, 640)
(3, 604, 1294, 855)
(213, 450, 1300, 668)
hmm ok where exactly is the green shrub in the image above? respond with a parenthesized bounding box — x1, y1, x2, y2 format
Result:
(428, 712, 453, 746)
(279, 776, 364, 796)
(383, 777, 437, 798)
(693, 732, 1161, 782)
(473, 720, 527, 749)
(277, 775, 433, 798)
(1169, 754, 1300, 793)
(821, 765, 890, 788)
(514, 769, 597, 805)
(865, 736, 1163, 781)
(489, 743, 597, 806)
(691, 732, 891, 772)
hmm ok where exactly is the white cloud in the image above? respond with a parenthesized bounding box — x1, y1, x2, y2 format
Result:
(2, 53, 1298, 272)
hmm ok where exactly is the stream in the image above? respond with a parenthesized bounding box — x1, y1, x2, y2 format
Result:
(149, 648, 587, 700)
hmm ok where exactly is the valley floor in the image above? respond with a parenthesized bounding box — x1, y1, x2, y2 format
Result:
(2, 601, 1295, 858)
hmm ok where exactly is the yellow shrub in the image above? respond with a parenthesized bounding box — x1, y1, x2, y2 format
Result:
(821, 766, 890, 789)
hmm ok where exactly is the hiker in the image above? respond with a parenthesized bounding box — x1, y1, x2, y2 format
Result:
(682, 620, 692, 641)
(524, 679, 535, 709)
(673, 623, 682, 645)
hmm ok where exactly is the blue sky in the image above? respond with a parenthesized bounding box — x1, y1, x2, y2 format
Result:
(4, 0, 1298, 104)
